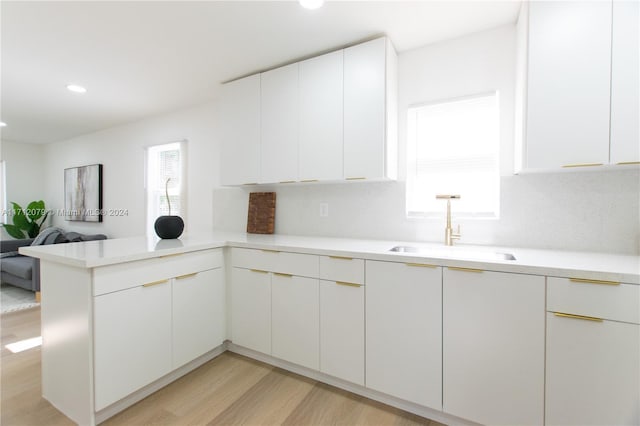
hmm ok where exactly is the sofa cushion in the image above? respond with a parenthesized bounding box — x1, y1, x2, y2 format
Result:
(1, 256, 33, 280)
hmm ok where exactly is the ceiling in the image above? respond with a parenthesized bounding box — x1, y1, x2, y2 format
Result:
(0, 1, 521, 145)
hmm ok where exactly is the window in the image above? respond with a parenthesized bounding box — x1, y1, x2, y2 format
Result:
(145, 141, 186, 236)
(0, 161, 6, 224)
(406, 92, 500, 218)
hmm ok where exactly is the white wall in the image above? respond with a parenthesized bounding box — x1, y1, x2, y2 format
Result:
(213, 25, 640, 255)
(42, 101, 219, 239)
(0, 140, 47, 238)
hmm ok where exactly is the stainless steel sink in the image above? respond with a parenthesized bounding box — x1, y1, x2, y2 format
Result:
(389, 246, 516, 261)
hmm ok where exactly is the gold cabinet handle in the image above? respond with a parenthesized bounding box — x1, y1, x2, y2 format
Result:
(448, 266, 483, 273)
(346, 177, 366, 180)
(250, 269, 269, 274)
(562, 163, 603, 168)
(569, 278, 620, 286)
(279, 180, 296, 184)
(160, 253, 183, 259)
(261, 249, 279, 254)
(617, 161, 640, 165)
(242, 182, 259, 185)
(274, 272, 292, 278)
(406, 263, 437, 268)
(300, 179, 319, 183)
(329, 255, 353, 261)
(553, 312, 603, 322)
(143, 279, 169, 288)
(336, 281, 362, 288)
(176, 273, 198, 280)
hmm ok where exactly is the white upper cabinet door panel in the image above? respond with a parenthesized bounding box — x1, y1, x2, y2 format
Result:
(299, 50, 344, 181)
(220, 75, 260, 185)
(260, 63, 299, 183)
(526, 1, 612, 169)
(344, 38, 387, 179)
(610, 0, 640, 164)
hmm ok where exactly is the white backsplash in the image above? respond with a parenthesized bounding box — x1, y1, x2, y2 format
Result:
(213, 169, 640, 255)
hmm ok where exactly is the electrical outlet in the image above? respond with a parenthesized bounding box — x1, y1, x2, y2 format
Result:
(319, 203, 329, 217)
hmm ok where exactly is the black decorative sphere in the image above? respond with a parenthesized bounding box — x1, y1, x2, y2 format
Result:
(154, 215, 184, 239)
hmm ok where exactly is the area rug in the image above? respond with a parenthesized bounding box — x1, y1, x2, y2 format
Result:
(1, 284, 39, 314)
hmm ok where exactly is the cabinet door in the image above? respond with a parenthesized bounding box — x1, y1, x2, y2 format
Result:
(261, 63, 299, 183)
(271, 274, 319, 369)
(526, 1, 612, 169)
(299, 50, 344, 181)
(443, 269, 544, 425)
(230, 268, 271, 354)
(172, 268, 225, 369)
(319, 280, 364, 385)
(546, 313, 639, 425)
(94, 281, 172, 411)
(344, 38, 387, 179)
(366, 261, 442, 408)
(220, 75, 261, 185)
(610, 0, 640, 164)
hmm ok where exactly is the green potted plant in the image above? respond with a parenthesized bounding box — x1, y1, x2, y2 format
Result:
(2, 200, 50, 239)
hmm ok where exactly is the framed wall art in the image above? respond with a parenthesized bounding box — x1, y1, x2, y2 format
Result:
(64, 164, 103, 222)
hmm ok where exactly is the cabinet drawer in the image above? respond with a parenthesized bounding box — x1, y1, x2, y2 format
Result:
(319, 255, 364, 285)
(231, 248, 319, 278)
(547, 277, 640, 324)
(93, 249, 222, 296)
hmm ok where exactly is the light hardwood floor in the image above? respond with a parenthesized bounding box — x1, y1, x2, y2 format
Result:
(1, 307, 444, 426)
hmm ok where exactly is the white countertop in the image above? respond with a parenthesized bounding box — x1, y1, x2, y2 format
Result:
(20, 231, 640, 284)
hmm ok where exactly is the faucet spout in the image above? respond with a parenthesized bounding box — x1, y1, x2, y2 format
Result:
(436, 195, 461, 246)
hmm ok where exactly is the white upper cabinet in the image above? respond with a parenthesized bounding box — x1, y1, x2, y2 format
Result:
(525, 1, 612, 170)
(299, 50, 344, 181)
(610, 0, 640, 164)
(260, 63, 299, 183)
(220, 75, 261, 185)
(344, 37, 398, 180)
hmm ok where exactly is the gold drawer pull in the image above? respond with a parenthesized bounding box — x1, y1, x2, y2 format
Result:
(274, 272, 292, 278)
(329, 256, 353, 261)
(346, 177, 366, 180)
(279, 180, 296, 184)
(448, 266, 483, 273)
(562, 163, 603, 168)
(300, 179, 319, 183)
(143, 279, 169, 288)
(569, 278, 620, 286)
(553, 312, 603, 322)
(176, 273, 198, 280)
(406, 263, 437, 268)
(250, 269, 269, 274)
(336, 281, 362, 288)
(242, 182, 258, 185)
(261, 249, 279, 253)
(160, 253, 183, 259)
(617, 161, 640, 165)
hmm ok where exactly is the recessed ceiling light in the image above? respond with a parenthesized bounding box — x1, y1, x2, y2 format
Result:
(299, 0, 324, 10)
(66, 84, 87, 94)
(0, 122, 6, 127)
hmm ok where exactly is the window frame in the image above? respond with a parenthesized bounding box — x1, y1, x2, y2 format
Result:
(405, 91, 501, 220)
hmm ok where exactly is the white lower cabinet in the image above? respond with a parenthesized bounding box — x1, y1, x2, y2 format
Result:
(546, 312, 640, 426)
(442, 268, 545, 426)
(366, 260, 442, 408)
(230, 267, 272, 355)
(319, 280, 364, 385)
(94, 280, 173, 411)
(172, 268, 226, 369)
(271, 274, 319, 369)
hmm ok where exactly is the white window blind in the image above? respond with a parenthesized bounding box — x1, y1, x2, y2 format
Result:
(146, 141, 186, 236)
(407, 92, 500, 218)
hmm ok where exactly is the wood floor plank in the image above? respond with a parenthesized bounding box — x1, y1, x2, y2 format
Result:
(1, 307, 442, 426)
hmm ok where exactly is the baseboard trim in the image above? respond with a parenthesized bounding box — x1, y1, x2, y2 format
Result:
(95, 344, 226, 424)
(226, 343, 479, 426)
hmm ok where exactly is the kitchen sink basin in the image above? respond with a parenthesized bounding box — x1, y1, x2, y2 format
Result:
(389, 245, 516, 261)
